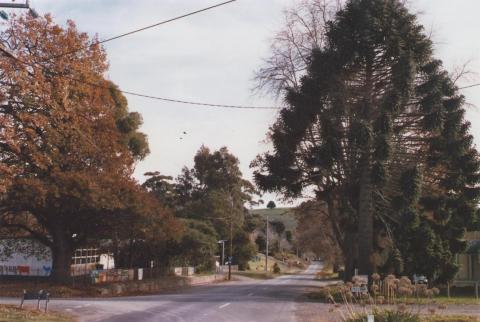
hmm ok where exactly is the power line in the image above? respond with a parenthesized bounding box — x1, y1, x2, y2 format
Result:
(0, 46, 280, 110)
(0, 2, 281, 109)
(51, 0, 237, 60)
(119, 90, 278, 110)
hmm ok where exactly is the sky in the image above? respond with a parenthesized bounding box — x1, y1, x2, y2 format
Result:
(4, 0, 480, 207)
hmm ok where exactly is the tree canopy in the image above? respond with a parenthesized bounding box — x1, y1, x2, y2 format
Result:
(0, 14, 177, 282)
(145, 146, 258, 270)
(253, 0, 480, 282)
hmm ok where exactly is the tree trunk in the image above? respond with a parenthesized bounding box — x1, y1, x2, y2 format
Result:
(357, 157, 374, 276)
(342, 231, 356, 281)
(356, 54, 375, 278)
(51, 228, 73, 284)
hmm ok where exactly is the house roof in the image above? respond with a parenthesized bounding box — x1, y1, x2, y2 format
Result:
(465, 240, 480, 254)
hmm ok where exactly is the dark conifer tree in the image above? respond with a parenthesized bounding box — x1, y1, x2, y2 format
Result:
(253, 0, 480, 281)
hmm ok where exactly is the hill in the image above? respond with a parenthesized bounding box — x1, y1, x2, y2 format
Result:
(249, 208, 297, 232)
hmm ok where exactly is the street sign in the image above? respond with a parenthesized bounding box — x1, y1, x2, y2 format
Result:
(351, 286, 368, 293)
(367, 315, 374, 322)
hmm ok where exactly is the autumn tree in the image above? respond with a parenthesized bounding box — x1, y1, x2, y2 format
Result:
(0, 14, 174, 282)
(253, 0, 479, 281)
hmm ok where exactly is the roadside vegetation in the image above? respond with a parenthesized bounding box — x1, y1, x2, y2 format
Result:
(346, 311, 479, 322)
(0, 305, 73, 322)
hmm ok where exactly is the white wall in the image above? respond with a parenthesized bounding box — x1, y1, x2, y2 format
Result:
(0, 239, 52, 276)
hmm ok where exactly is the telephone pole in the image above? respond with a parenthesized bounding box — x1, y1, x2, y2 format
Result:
(228, 194, 233, 281)
(265, 215, 269, 272)
(218, 240, 226, 266)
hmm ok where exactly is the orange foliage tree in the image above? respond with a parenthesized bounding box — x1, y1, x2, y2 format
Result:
(0, 14, 178, 282)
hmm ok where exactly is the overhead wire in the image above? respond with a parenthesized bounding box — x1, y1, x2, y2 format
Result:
(50, 0, 238, 60)
(0, 46, 280, 110)
(0, 0, 282, 110)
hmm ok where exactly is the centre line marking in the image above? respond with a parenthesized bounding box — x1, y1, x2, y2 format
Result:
(247, 292, 254, 296)
(219, 303, 231, 309)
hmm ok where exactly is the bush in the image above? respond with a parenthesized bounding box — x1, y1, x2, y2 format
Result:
(347, 310, 420, 322)
(273, 263, 281, 274)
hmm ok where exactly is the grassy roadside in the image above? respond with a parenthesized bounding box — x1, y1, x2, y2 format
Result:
(0, 305, 74, 322)
(307, 288, 479, 306)
(422, 316, 479, 322)
(233, 271, 277, 280)
(411, 297, 479, 306)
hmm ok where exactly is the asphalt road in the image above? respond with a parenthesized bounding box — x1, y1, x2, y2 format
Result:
(26, 262, 324, 322)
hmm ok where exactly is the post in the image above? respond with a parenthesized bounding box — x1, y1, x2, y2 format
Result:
(221, 241, 225, 267)
(265, 215, 269, 272)
(228, 196, 233, 281)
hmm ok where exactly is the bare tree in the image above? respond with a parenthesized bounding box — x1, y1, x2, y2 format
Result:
(254, 0, 342, 97)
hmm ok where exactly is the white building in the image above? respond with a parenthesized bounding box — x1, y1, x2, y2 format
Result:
(0, 239, 114, 277)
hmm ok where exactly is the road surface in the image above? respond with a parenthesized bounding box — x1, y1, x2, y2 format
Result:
(8, 262, 325, 322)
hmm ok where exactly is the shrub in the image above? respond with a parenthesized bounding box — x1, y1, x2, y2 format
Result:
(273, 263, 281, 274)
(347, 310, 420, 322)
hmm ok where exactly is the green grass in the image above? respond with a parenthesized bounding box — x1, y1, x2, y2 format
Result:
(0, 305, 74, 322)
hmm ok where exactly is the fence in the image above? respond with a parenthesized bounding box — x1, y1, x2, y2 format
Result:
(173, 267, 195, 277)
(89, 266, 176, 285)
(216, 265, 238, 274)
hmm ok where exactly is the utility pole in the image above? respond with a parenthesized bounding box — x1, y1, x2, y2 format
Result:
(228, 194, 233, 281)
(218, 240, 226, 267)
(265, 215, 269, 272)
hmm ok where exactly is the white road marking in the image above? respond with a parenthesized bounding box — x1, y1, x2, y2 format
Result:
(219, 302, 231, 309)
(247, 292, 254, 296)
(74, 305, 83, 308)
(65, 309, 72, 312)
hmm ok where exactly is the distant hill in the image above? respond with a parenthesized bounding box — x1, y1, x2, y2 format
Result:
(249, 208, 297, 232)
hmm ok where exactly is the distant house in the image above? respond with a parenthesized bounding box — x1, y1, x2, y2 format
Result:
(455, 231, 480, 282)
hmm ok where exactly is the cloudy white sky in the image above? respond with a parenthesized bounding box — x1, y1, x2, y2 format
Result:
(6, 0, 480, 207)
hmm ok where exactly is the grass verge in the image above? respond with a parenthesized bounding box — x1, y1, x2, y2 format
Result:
(347, 310, 479, 322)
(0, 304, 74, 322)
(422, 316, 479, 322)
(233, 271, 277, 280)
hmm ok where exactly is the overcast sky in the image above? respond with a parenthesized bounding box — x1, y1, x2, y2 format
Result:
(8, 0, 480, 207)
